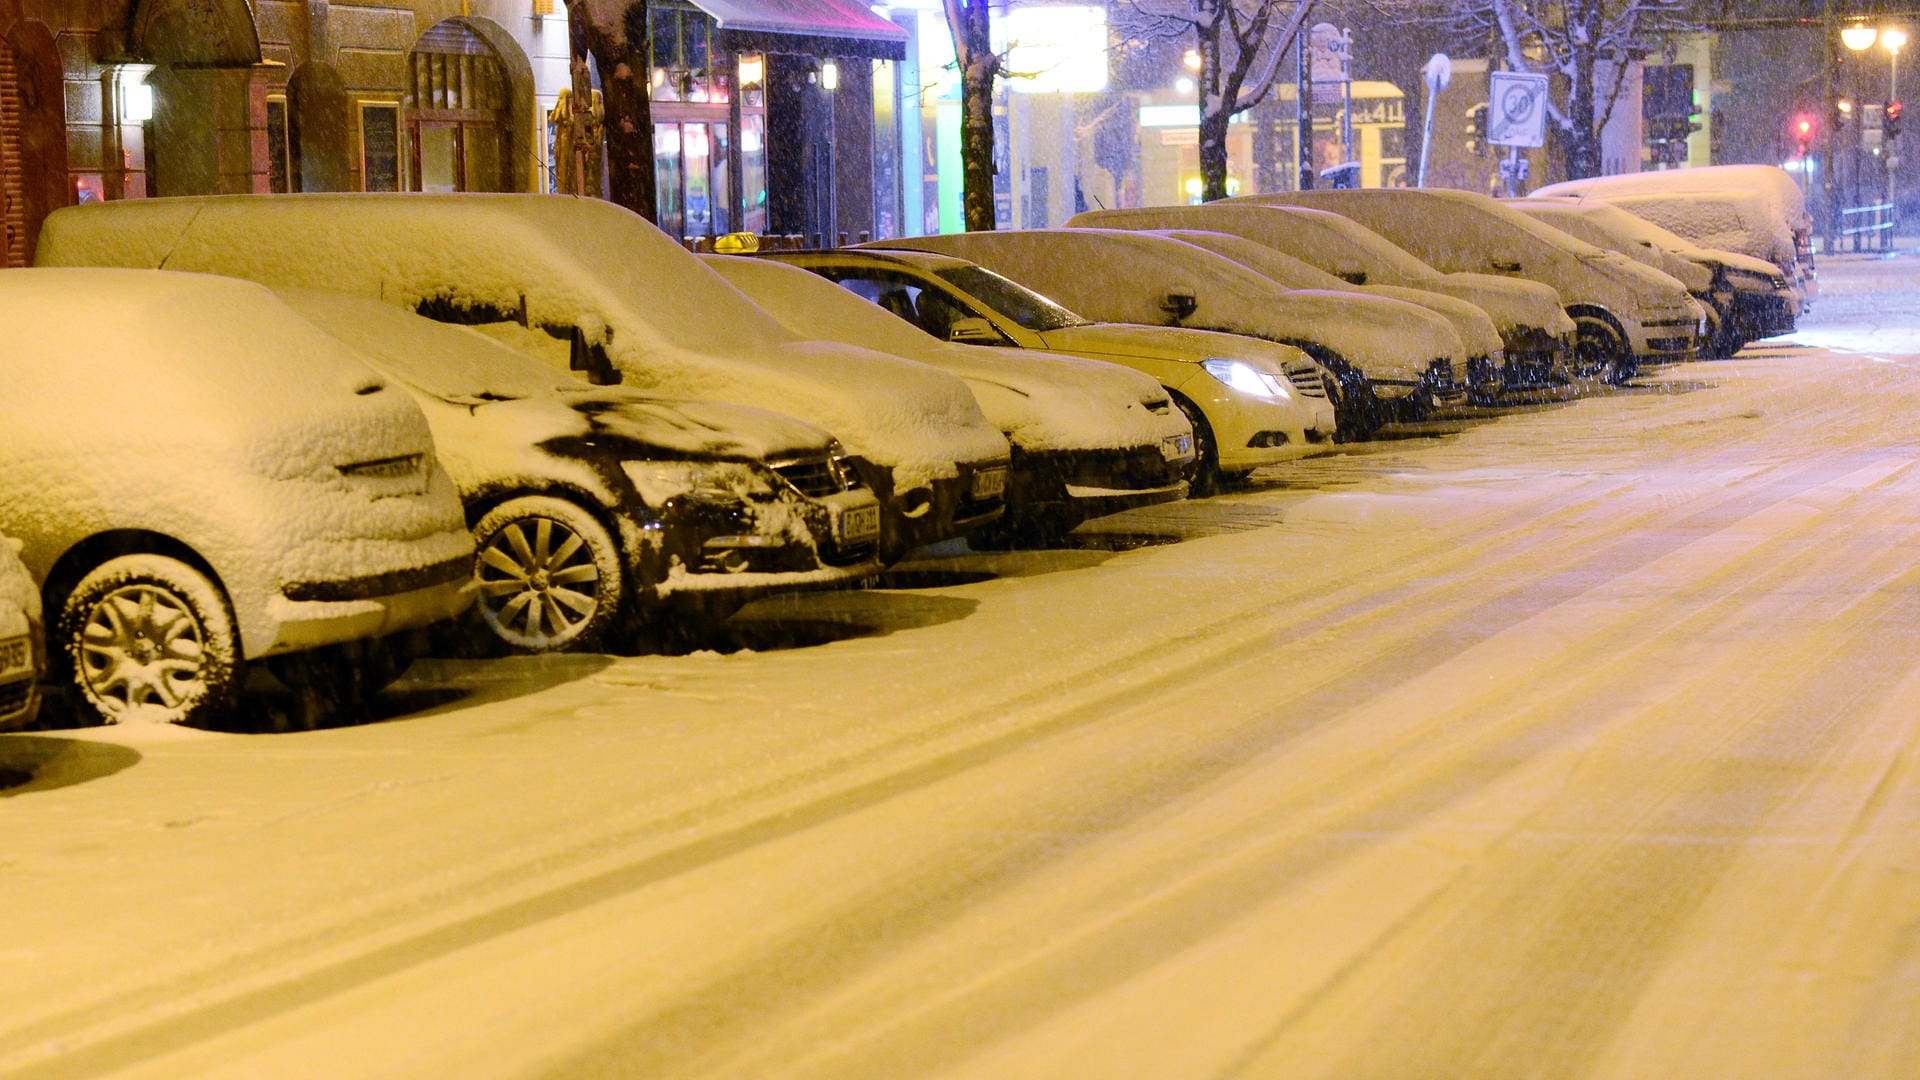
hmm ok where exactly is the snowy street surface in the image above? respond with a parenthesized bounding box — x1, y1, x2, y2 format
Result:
(6, 253, 1920, 1079)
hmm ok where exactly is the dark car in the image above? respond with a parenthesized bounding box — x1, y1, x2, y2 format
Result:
(283, 289, 884, 651)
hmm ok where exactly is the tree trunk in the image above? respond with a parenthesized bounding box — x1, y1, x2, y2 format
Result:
(1562, 6, 1601, 180)
(1197, 28, 1232, 201)
(571, 1, 658, 222)
(947, 0, 1000, 231)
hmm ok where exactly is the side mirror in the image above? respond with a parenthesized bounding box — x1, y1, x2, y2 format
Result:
(1336, 269, 1367, 286)
(1490, 257, 1524, 274)
(947, 316, 1002, 344)
(569, 326, 621, 385)
(1159, 289, 1198, 320)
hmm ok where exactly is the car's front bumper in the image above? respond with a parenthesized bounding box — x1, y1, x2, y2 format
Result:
(1009, 442, 1193, 526)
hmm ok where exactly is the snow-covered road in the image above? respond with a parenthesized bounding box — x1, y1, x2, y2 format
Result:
(6, 253, 1920, 1079)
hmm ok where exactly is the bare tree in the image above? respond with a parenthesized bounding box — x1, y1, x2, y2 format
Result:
(569, 0, 659, 221)
(1422, 0, 1692, 179)
(943, 0, 1003, 231)
(1116, 0, 1319, 201)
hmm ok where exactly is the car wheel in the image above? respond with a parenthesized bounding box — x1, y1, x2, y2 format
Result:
(472, 496, 626, 653)
(1171, 394, 1220, 498)
(1572, 315, 1636, 385)
(60, 554, 240, 726)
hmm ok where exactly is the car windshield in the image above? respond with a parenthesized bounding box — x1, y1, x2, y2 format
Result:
(935, 265, 1090, 331)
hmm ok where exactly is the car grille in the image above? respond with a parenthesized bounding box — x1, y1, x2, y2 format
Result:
(771, 456, 855, 499)
(1284, 363, 1330, 399)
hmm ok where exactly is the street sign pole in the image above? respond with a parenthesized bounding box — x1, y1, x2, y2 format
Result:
(1418, 53, 1451, 187)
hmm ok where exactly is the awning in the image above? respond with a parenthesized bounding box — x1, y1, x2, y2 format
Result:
(694, 0, 908, 61)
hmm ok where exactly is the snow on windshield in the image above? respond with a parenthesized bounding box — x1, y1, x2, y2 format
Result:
(933, 265, 1089, 331)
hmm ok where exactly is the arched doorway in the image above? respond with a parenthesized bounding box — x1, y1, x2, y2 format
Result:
(405, 20, 521, 193)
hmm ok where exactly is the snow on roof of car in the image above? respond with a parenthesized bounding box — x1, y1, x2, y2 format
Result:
(1532, 164, 1810, 233)
(1548, 188, 1795, 270)
(35, 195, 1009, 486)
(701, 254, 1187, 454)
(1070, 202, 1445, 285)
(869, 228, 1466, 377)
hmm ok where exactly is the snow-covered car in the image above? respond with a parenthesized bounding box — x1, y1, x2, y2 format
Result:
(700, 254, 1192, 542)
(1233, 189, 1705, 383)
(1531, 164, 1815, 307)
(763, 247, 1331, 491)
(34, 194, 1011, 562)
(1068, 202, 1575, 388)
(869, 228, 1475, 439)
(1146, 228, 1506, 402)
(0, 532, 42, 732)
(1, 270, 476, 727)
(279, 289, 883, 651)
(1513, 198, 1798, 357)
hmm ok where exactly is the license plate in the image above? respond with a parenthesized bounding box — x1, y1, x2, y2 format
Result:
(0, 635, 31, 683)
(1162, 433, 1195, 461)
(833, 502, 881, 544)
(970, 466, 1008, 499)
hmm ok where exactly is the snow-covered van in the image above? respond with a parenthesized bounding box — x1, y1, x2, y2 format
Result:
(0, 270, 476, 727)
(1236, 189, 1703, 382)
(279, 290, 884, 651)
(0, 532, 42, 732)
(1067, 202, 1576, 387)
(1513, 198, 1798, 357)
(868, 229, 1476, 440)
(34, 194, 1012, 560)
(764, 248, 1332, 489)
(701, 254, 1193, 542)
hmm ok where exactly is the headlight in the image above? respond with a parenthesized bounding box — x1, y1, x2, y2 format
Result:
(1201, 358, 1293, 400)
(621, 460, 776, 506)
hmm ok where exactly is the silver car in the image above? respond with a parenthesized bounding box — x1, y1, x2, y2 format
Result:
(1, 269, 475, 727)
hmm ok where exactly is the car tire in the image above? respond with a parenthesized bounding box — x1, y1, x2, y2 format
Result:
(471, 496, 626, 653)
(59, 554, 240, 727)
(1572, 315, 1636, 385)
(1170, 394, 1220, 498)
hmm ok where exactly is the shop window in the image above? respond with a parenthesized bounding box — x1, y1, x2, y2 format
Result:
(266, 96, 292, 193)
(361, 103, 401, 191)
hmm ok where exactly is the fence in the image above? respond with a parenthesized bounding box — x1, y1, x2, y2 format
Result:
(1838, 202, 1897, 252)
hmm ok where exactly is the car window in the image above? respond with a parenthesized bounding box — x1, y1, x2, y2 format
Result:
(933, 265, 1089, 331)
(828, 271, 1010, 344)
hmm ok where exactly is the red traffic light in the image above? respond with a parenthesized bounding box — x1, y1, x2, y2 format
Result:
(1889, 101, 1905, 138)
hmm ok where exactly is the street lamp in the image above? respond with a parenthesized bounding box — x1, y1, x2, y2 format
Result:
(1842, 24, 1879, 53)
(1884, 28, 1906, 101)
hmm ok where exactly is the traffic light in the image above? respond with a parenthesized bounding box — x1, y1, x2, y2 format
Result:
(1889, 100, 1904, 139)
(1793, 113, 1817, 154)
(1465, 102, 1489, 156)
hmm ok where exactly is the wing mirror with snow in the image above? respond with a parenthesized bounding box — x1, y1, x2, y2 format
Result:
(947, 316, 1003, 344)
(1489, 256, 1524, 274)
(1159, 289, 1198, 320)
(1333, 264, 1367, 285)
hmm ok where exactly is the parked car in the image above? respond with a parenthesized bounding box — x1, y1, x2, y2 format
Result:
(868, 228, 1476, 437)
(701, 254, 1194, 542)
(0, 532, 43, 732)
(1231, 189, 1705, 383)
(761, 247, 1332, 492)
(1512, 198, 1798, 358)
(1531, 164, 1815, 307)
(1, 270, 476, 726)
(278, 289, 884, 650)
(35, 194, 1012, 562)
(1067, 202, 1576, 388)
(1145, 228, 1507, 402)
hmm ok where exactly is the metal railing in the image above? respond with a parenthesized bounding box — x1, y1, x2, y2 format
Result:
(1839, 201, 1897, 252)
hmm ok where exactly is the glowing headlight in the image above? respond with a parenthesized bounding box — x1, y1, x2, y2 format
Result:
(622, 460, 775, 506)
(1201, 358, 1293, 400)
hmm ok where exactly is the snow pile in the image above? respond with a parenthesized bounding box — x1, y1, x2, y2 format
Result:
(700, 254, 1191, 454)
(34, 195, 1008, 491)
(871, 229, 1466, 386)
(0, 269, 473, 653)
(1069, 202, 1575, 341)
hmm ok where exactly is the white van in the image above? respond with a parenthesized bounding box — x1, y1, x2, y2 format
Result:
(1234, 189, 1705, 383)
(35, 194, 1012, 561)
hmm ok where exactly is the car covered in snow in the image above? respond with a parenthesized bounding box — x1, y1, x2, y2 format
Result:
(1231, 189, 1705, 383)
(1512, 198, 1798, 358)
(761, 247, 1333, 491)
(34, 194, 1011, 562)
(868, 228, 1476, 439)
(699, 254, 1192, 542)
(1531, 164, 1815, 307)
(0, 270, 476, 727)
(279, 289, 884, 650)
(0, 531, 42, 732)
(1066, 202, 1576, 387)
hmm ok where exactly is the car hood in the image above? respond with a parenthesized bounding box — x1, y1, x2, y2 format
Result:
(1356, 285, 1505, 356)
(471, 392, 840, 463)
(1431, 273, 1578, 337)
(1178, 288, 1467, 381)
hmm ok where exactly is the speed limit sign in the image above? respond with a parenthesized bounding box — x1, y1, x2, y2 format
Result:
(1487, 71, 1550, 148)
